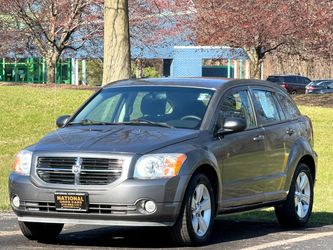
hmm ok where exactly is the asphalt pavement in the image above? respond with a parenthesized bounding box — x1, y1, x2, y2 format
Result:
(1, 212, 333, 249)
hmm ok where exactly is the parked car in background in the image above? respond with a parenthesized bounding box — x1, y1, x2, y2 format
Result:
(9, 78, 317, 246)
(305, 80, 333, 94)
(267, 75, 311, 95)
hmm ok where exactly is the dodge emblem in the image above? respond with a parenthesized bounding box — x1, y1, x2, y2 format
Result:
(72, 157, 82, 174)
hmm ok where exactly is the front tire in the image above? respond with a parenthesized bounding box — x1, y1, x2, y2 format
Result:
(18, 221, 63, 241)
(275, 163, 314, 227)
(170, 173, 215, 246)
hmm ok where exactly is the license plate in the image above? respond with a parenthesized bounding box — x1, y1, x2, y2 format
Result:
(55, 192, 88, 211)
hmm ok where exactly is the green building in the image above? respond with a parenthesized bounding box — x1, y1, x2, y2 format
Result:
(0, 58, 72, 84)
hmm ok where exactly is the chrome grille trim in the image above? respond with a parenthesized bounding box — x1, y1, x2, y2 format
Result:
(20, 201, 139, 215)
(36, 156, 126, 185)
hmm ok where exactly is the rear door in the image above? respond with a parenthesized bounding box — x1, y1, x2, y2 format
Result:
(250, 88, 293, 201)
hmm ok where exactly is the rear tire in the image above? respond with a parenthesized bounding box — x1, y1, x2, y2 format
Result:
(291, 90, 297, 95)
(170, 173, 215, 246)
(18, 221, 63, 241)
(275, 163, 314, 227)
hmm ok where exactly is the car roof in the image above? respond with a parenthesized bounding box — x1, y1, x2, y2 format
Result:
(103, 78, 283, 92)
(312, 79, 333, 82)
(268, 74, 307, 77)
(104, 78, 229, 90)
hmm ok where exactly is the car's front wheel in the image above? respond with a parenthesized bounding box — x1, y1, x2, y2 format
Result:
(275, 163, 314, 227)
(170, 173, 215, 246)
(18, 221, 63, 241)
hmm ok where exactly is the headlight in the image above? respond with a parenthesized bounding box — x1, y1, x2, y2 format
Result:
(134, 154, 187, 179)
(13, 150, 33, 176)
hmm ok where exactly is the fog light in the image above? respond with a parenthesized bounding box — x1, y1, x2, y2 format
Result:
(12, 195, 20, 208)
(145, 200, 156, 213)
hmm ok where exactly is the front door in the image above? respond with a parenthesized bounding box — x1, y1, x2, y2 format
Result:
(210, 87, 266, 208)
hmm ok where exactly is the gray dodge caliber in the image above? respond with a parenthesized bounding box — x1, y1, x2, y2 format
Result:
(9, 78, 317, 245)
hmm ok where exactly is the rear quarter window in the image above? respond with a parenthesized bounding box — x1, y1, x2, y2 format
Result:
(267, 76, 283, 83)
(304, 78, 311, 84)
(276, 93, 300, 120)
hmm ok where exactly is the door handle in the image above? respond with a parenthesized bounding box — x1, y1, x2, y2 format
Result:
(253, 135, 265, 141)
(286, 128, 295, 135)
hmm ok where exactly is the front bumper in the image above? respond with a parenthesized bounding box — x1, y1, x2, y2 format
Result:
(9, 173, 188, 227)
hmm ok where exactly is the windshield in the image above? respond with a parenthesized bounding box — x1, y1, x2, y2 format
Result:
(71, 86, 214, 129)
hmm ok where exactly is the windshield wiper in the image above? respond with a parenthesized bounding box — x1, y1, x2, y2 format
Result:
(123, 119, 173, 128)
(67, 119, 173, 128)
(68, 119, 118, 126)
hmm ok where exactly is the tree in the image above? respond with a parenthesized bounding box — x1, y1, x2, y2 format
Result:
(103, 0, 193, 84)
(193, 0, 333, 79)
(103, 0, 131, 85)
(193, 0, 301, 79)
(4, 0, 102, 83)
(0, 2, 26, 57)
(129, 0, 193, 50)
(289, 0, 333, 60)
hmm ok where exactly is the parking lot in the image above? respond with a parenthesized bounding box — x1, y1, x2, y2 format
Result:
(2, 212, 333, 249)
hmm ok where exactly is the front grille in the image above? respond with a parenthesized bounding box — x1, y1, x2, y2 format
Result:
(36, 157, 124, 185)
(20, 201, 138, 215)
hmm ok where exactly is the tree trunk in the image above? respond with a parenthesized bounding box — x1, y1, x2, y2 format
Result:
(45, 53, 59, 84)
(245, 47, 262, 79)
(103, 0, 131, 85)
(135, 58, 143, 78)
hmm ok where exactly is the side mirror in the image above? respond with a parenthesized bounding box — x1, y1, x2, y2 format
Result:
(217, 117, 247, 135)
(56, 115, 71, 128)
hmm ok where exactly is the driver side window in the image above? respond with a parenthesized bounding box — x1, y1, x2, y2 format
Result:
(220, 90, 256, 129)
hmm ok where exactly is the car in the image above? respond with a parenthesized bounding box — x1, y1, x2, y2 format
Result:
(9, 78, 317, 246)
(267, 75, 311, 95)
(305, 80, 333, 94)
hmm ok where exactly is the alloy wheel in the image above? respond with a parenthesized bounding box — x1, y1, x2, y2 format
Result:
(191, 184, 212, 237)
(294, 171, 311, 218)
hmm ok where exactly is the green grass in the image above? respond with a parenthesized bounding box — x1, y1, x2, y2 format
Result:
(298, 106, 333, 224)
(0, 86, 332, 226)
(0, 86, 93, 210)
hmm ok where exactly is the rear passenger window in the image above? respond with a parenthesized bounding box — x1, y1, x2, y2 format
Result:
(276, 93, 300, 120)
(304, 78, 311, 84)
(252, 90, 280, 124)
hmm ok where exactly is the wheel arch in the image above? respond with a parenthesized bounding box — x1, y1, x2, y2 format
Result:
(191, 164, 220, 213)
(298, 155, 316, 183)
(284, 138, 317, 191)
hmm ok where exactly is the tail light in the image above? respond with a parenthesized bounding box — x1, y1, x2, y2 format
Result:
(306, 116, 314, 147)
(281, 82, 288, 89)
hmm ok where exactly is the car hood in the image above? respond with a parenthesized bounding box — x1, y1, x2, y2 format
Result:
(31, 125, 200, 155)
